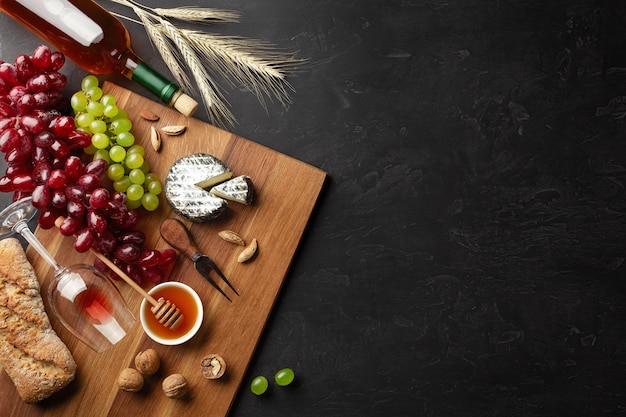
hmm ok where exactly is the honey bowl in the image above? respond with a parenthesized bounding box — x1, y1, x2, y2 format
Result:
(140, 282, 203, 345)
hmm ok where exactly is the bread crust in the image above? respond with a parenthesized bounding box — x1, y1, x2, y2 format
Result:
(0, 238, 76, 403)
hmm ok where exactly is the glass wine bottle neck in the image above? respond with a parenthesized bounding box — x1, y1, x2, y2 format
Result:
(122, 53, 179, 106)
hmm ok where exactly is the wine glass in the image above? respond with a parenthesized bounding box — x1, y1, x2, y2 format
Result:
(0, 197, 136, 353)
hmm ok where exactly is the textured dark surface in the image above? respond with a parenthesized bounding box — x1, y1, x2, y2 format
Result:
(2, 0, 626, 416)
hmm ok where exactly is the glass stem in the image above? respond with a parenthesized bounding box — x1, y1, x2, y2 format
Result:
(13, 221, 61, 272)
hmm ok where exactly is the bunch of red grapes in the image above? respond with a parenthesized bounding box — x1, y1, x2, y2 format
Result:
(0, 45, 174, 285)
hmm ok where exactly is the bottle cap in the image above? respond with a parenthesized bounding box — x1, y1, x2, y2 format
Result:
(172, 93, 199, 117)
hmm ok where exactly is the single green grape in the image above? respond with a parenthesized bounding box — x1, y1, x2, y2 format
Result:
(93, 149, 111, 164)
(85, 86, 103, 101)
(116, 131, 135, 147)
(100, 94, 116, 107)
(89, 119, 107, 134)
(91, 132, 110, 150)
(145, 173, 159, 183)
(126, 144, 144, 156)
(109, 145, 126, 163)
(110, 118, 132, 135)
(141, 192, 159, 211)
(103, 104, 119, 118)
(75, 112, 94, 128)
(250, 376, 268, 395)
(146, 180, 162, 195)
(126, 184, 144, 201)
(81, 75, 99, 91)
(113, 176, 131, 193)
(86, 100, 104, 117)
(125, 153, 144, 169)
(70, 91, 88, 112)
(110, 108, 128, 121)
(126, 198, 142, 210)
(274, 368, 295, 386)
(128, 168, 145, 185)
(107, 163, 125, 181)
(83, 144, 97, 155)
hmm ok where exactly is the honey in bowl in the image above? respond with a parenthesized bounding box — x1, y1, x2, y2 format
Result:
(140, 282, 203, 345)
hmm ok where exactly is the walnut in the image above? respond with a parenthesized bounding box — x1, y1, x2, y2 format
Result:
(117, 368, 144, 392)
(200, 354, 226, 379)
(162, 373, 188, 399)
(134, 349, 160, 376)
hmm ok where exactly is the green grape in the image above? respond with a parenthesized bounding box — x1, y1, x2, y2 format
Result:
(274, 368, 295, 386)
(86, 100, 105, 117)
(116, 131, 135, 147)
(126, 184, 144, 201)
(75, 112, 94, 128)
(146, 179, 162, 195)
(83, 144, 97, 155)
(70, 91, 88, 112)
(103, 104, 119, 118)
(141, 192, 159, 211)
(91, 132, 110, 149)
(145, 173, 159, 183)
(89, 119, 107, 134)
(113, 176, 131, 193)
(128, 168, 145, 185)
(125, 153, 144, 169)
(100, 94, 116, 107)
(93, 149, 111, 164)
(107, 163, 125, 181)
(250, 376, 268, 395)
(109, 145, 126, 162)
(110, 118, 132, 135)
(110, 108, 128, 121)
(140, 160, 150, 173)
(81, 75, 99, 91)
(126, 198, 142, 210)
(126, 144, 144, 156)
(85, 86, 103, 101)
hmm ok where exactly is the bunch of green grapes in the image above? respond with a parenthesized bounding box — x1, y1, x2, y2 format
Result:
(71, 75, 162, 211)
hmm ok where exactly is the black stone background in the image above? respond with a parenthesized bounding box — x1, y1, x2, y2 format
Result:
(2, 1, 626, 416)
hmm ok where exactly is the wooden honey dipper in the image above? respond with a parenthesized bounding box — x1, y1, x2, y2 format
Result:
(54, 217, 184, 330)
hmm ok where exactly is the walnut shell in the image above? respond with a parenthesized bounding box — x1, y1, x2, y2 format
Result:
(200, 354, 226, 379)
(117, 368, 144, 392)
(162, 373, 188, 399)
(134, 349, 161, 376)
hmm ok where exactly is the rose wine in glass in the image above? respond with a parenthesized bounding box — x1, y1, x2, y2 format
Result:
(0, 197, 136, 353)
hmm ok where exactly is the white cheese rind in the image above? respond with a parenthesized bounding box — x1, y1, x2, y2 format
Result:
(164, 153, 229, 222)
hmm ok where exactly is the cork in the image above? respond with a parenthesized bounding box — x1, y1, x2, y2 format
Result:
(172, 93, 199, 117)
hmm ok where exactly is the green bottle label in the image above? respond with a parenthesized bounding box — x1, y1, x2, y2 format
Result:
(131, 62, 178, 104)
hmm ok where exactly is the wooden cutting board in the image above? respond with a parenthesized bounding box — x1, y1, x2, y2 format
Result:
(0, 82, 326, 417)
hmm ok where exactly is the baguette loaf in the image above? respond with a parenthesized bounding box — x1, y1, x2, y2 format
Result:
(0, 237, 76, 403)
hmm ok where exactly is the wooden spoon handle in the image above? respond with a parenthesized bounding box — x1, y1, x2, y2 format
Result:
(159, 218, 199, 259)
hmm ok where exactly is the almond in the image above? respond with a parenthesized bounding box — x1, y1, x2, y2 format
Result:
(237, 238, 258, 263)
(161, 125, 187, 136)
(150, 126, 161, 152)
(218, 230, 245, 246)
(139, 109, 160, 121)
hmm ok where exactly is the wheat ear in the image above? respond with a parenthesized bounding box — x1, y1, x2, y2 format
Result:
(183, 31, 304, 110)
(156, 16, 234, 126)
(152, 7, 241, 23)
(133, 9, 195, 95)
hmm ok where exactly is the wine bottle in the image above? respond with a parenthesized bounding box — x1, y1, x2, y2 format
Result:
(0, 0, 198, 116)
